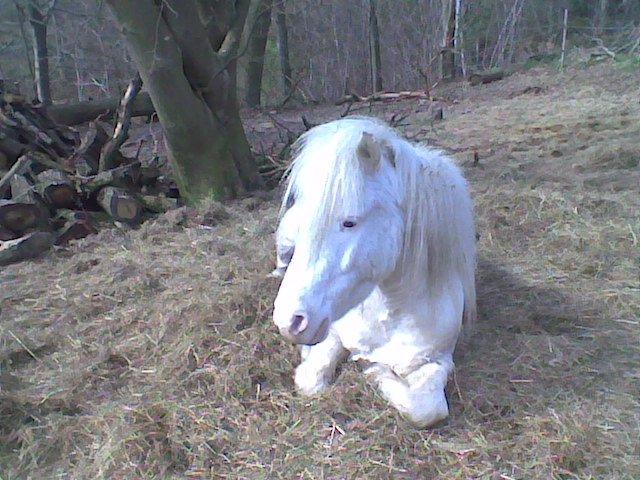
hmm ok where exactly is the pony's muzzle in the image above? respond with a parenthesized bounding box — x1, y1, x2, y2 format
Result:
(277, 312, 330, 345)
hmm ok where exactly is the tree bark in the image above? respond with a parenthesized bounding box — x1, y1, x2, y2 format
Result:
(28, 4, 52, 105)
(274, 1, 292, 98)
(240, 0, 273, 108)
(107, 0, 263, 204)
(368, 0, 383, 92)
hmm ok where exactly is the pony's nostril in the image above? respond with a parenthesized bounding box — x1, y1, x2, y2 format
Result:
(289, 314, 308, 336)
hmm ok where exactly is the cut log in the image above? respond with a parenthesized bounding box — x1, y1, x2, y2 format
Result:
(52, 209, 108, 229)
(0, 156, 31, 199)
(0, 135, 25, 163)
(21, 150, 73, 174)
(68, 121, 110, 176)
(46, 92, 155, 126)
(96, 186, 142, 224)
(0, 152, 72, 200)
(0, 225, 18, 241)
(35, 169, 78, 209)
(0, 231, 53, 266)
(139, 165, 161, 187)
(0, 199, 49, 234)
(9, 173, 33, 198)
(1, 93, 27, 105)
(77, 161, 141, 194)
(74, 155, 98, 177)
(138, 194, 179, 213)
(1, 93, 77, 163)
(53, 210, 98, 245)
(469, 70, 505, 86)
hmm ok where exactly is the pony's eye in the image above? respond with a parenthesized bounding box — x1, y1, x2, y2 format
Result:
(342, 220, 357, 229)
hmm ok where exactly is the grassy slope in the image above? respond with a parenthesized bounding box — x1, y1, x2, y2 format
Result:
(1, 61, 639, 479)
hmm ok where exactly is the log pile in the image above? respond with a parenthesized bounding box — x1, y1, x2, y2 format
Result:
(0, 81, 179, 266)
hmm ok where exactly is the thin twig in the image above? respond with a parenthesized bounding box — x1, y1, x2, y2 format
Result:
(7, 330, 40, 361)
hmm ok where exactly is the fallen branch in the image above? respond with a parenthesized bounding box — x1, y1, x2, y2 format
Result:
(99, 74, 143, 172)
(46, 92, 155, 126)
(592, 38, 616, 59)
(469, 70, 505, 86)
(335, 90, 432, 106)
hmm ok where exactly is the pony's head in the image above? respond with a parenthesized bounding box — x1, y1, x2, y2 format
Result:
(272, 119, 404, 345)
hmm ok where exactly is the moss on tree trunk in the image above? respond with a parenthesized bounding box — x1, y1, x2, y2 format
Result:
(107, 0, 263, 204)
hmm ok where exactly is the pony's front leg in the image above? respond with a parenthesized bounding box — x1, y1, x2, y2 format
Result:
(365, 357, 453, 427)
(295, 330, 348, 396)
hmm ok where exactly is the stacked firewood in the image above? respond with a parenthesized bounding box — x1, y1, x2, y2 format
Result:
(0, 81, 179, 266)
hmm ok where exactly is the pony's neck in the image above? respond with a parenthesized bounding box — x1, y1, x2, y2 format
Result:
(378, 267, 428, 313)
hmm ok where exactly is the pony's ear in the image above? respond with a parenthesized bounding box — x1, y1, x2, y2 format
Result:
(356, 132, 382, 172)
(357, 132, 395, 171)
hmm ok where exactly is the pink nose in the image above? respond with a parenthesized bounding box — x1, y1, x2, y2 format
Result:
(287, 313, 309, 337)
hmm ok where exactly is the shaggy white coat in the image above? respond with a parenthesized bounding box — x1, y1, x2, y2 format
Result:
(273, 117, 476, 427)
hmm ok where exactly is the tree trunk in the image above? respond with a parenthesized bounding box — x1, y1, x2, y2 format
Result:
(596, 0, 608, 35)
(28, 4, 52, 105)
(240, 0, 273, 108)
(367, 0, 383, 93)
(107, 0, 263, 204)
(455, 0, 466, 77)
(274, 1, 292, 98)
(442, 0, 457, 79)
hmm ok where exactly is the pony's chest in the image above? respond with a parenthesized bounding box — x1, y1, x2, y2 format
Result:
(332, 289, 433, 375)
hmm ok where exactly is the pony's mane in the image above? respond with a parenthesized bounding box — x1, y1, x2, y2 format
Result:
(281, 116, 477, 326)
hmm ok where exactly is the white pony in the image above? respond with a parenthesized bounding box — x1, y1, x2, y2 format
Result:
(272, 117, 476, 427)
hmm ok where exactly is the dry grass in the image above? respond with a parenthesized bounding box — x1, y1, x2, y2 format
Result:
(1, 60, 639, 479)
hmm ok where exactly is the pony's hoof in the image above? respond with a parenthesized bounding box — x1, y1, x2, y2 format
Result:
(294, 364, 329, 396)
(405, 393, 450, 428)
